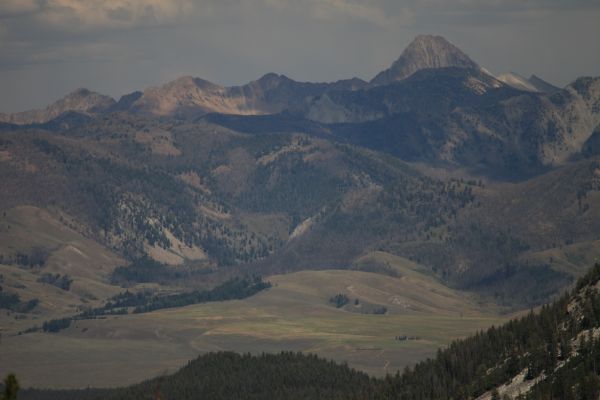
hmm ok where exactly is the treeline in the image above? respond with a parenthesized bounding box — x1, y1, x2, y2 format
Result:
(20, 352, 381, 400)
(36, 276, 271, 333)
(130, 275, 271, 313)
(102, 275, 270, 314)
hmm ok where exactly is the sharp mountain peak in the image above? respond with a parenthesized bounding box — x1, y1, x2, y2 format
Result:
(370, 34, 481, 86)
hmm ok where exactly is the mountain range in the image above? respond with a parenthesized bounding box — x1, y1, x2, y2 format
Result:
(1, 34, 600, 390)
(2, 35, 597, 180)
(1, 34, 599, 301)
(0, 35, 566, 124)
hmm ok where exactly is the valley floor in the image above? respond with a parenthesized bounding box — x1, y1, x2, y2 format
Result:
(0, 263, 508, 389)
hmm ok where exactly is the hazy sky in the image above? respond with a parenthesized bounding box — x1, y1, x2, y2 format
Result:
(1, 0, 599, 112)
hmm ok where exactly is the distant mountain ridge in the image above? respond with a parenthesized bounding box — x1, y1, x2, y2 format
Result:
(1, 34, 598, 180)
(301, 68, 600, 177)
(497, 72, 539, 92)
(497, 71, 561, 93)
(127, 73, 367, 118)
(0, 88, 115, 125)
(528, 74, 562, 93)
(0, 34, 488, 122)
(0, 34, 569, 124)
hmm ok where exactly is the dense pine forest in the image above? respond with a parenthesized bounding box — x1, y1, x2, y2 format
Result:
(19, 353, 380, 400)
(11, 263, 600, 399)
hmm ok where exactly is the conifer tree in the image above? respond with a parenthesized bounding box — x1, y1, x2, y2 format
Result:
(1, 374, 19, 400)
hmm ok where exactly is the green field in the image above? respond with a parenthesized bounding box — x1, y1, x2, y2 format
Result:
(0, 255, 508, 389)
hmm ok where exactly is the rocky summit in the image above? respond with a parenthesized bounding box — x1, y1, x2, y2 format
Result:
(370, 34, 482, 86)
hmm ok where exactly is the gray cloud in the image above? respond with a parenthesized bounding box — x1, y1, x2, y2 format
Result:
(0, 0, 40, 18)
(0, 0, 599, 112)
(33, 0, 193, 30)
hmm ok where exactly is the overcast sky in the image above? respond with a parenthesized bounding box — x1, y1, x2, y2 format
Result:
(1, 0, 599, 112)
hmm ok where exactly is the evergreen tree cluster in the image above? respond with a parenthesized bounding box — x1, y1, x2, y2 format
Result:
(21, 352, 380, 400)
(42, 318, 72, 333)
(329, 293, 349, 308)
(34, 276, 271, 333)
(0, 287, 38, 313)
(130, 275, 271, 314)
(36, 273, 72, 291)
(111, 257, 180, 284)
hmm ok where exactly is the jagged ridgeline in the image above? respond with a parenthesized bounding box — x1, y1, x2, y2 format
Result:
(18, 264, 600, 400)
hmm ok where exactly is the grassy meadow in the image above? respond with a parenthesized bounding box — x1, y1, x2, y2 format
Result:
(1, 254, 508, 388)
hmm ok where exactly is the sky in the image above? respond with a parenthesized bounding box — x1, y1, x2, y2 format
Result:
(1, 0, 599, 113)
